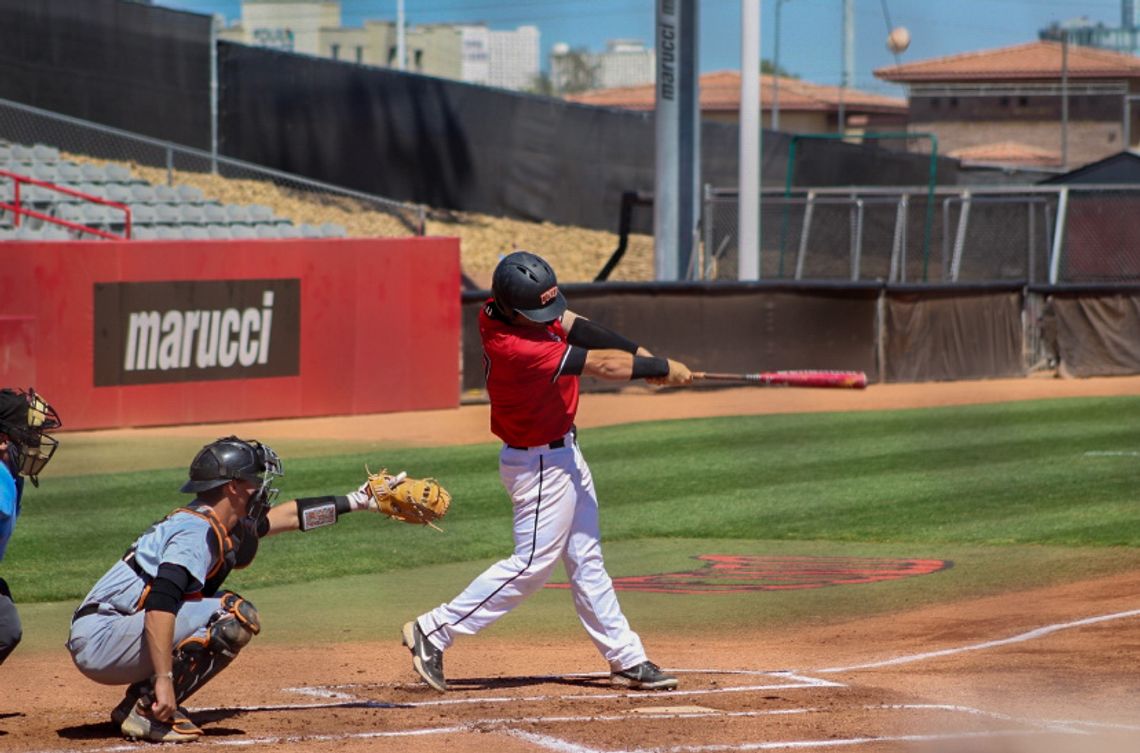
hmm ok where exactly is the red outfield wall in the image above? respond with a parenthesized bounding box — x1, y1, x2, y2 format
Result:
(0, 238, 460, 430)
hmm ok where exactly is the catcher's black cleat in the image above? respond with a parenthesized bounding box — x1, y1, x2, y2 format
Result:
(611, 661, 679, 690)
(402, 620, 447, 692)
(110, 683, 191, 727)
(120, 701, 203, 743)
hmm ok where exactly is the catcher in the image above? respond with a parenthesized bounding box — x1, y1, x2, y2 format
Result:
(67, 436, 449, 743)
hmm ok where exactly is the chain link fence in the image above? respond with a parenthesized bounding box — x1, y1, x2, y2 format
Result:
(0, 96, 425, 238)
(703, 185, 1138, 284)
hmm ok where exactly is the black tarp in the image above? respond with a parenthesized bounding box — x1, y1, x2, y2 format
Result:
(220, 43, 958, 231)
(0, 0, 212, 149)
(460, 283, 880, 392)
(883, 288, 1024, 382)
(1051, 291, 1140, 377)
(220, 42, 668, 231)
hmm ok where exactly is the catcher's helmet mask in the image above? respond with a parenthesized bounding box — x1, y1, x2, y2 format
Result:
(0, 387, 62, 487)
(492, 251, 567, 324)
(181, 436, 283, 522)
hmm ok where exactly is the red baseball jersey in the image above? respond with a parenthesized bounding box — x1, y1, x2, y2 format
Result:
(479, 301, 578, 447)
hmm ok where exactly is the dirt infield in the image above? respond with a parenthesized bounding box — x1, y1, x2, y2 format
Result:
(5, 376, 1140, 752)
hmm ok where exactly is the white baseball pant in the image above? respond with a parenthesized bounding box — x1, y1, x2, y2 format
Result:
(417, 431, 647, 672)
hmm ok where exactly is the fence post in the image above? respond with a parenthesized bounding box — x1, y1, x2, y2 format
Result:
(1049, 187, 1069, 284)
(165, 147, 174, 186)
(950, 190, 971, 282)
(851, 198, 864, 281)
(702, 183, 714, 280)
(1027, 199, 1036, 284)
(795, 190, 816, 280)
(889, 194, 908, 283)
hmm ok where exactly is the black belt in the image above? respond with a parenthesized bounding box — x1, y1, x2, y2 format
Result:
(72, 602, 102, 623)
(73, 554, 148, 623)
(507, 426, 576, 451)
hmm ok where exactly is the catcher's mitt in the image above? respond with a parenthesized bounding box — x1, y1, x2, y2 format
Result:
(365, 468, 451, 531)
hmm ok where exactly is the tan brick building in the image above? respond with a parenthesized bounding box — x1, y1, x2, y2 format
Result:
(875, 41, 1140, 170)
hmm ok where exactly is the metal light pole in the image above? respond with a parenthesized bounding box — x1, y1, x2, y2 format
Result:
(839, 0, 854, 135)
(1061, 30, 1069, 169)
(739, 0, 762, 280)
(772, 0, 790, 131)
(397, 0, 407, 70)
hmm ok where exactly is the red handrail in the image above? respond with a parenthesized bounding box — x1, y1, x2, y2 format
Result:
(0, 167, 132, 240)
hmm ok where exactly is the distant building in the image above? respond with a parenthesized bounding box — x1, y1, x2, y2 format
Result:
(1039, 1, 1139, 55)
(489, 26, 540, 91)
(566, 70, 908, 135)
(218, 0, 539, 90)
(875, 41, 1140, 170)
(550, 39, 655, 93)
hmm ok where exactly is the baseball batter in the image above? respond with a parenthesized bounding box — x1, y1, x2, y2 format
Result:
(0, 388, 62, 666)
(403, 251, 692, 692)
(68, 436, 382, 742)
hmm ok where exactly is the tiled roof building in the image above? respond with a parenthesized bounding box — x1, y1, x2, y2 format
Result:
(875, 41, 1140, 169)
(567, 70, 907, 134)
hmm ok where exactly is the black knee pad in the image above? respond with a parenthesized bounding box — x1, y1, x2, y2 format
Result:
(171, 592, 260, 701)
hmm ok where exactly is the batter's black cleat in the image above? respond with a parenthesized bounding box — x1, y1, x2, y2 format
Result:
(402, 620, 447, 692)
(611, 661, 679, 690)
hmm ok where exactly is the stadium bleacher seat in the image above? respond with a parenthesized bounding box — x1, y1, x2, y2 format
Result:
(276, 224, 301, 238)
(31, 164, 57, 183)
(203, 204, 229, 224)
(104, 185, 132, 205)
(155, 205, 181, 225)
(176, 185, 204, 203)
(130, 184, 157, 204)
(229, 225, 257, 239)
(224, 205, 250, 224)
(10, 145, 34, 163)
(320, 223, 347, 237)
(179, 205, 206, 225)
(247, 204, 274, 223)
(133, 226, 158, 240)
(80, 164, 108, 184)
(131, 205, 157, 226)
(57, 163, 83, 185)
(33, 145, 60, 163)
(299, 224, 323, 238)
(153, 185, 178, 203)
(207, 224, 231, 239)
(105, 164, 133, 184)
(180, 226, 210, 240)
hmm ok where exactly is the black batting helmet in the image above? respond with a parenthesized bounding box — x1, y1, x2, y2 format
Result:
(0, 387, 62, 487)
(491, 251, 567, 323)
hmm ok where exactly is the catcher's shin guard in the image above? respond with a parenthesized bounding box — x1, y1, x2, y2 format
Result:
(172, 591, 260, 702)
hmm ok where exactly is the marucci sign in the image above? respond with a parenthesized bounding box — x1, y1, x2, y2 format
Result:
(94, 279, 301, 386)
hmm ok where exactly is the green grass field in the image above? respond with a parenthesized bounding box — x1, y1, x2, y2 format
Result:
(7, 395, 1140, 651)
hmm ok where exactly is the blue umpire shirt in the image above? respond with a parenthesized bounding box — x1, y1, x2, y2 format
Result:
(0, 460, 23, 562)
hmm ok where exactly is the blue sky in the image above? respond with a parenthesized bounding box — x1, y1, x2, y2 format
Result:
(157, 0, 1131, 94)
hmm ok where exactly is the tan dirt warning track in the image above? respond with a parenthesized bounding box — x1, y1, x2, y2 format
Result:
(5, 376, 1140, 752)
(63, 373, 1140, 450)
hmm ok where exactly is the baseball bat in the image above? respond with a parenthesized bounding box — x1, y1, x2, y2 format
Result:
(692, 370, 868, 389)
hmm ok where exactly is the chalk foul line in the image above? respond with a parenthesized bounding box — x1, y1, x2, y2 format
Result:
(818, 608, 1140, 673)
